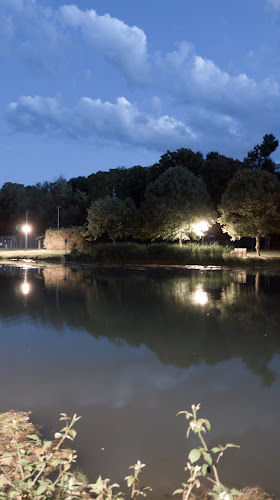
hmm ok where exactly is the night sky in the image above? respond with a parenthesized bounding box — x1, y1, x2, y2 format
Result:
(1, 0, 280, 185)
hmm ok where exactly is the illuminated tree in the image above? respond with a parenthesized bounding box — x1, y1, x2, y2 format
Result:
(218, 170, 280, 256)
(141, 167, 215, 245)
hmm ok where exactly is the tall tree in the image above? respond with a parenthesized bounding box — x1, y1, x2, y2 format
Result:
(87, 196, 138, 243)
(150, 148, 205, 180)
(218, 169, 280, 256)
(141, 167, 215, 245)
(243, 134, 278, 172)
(0, 182, 26, 233)
(112, 165, 151, 207)
(203, 152, 242, 207)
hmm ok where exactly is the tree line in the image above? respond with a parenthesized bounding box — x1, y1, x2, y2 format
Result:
(1, 134, 280, 253)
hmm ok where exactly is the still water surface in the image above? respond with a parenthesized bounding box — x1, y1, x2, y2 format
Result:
(0, 264, 280, 498)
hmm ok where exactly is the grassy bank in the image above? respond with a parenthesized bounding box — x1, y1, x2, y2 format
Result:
(1, 244, 280, 268)
(65, 242, 280, 268)
(0, 249, 66, 262)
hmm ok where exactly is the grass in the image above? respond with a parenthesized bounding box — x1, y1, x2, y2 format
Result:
(1, 245, 280, 269)
(65, 242, 280, 268)
(0, 249, 67, 261)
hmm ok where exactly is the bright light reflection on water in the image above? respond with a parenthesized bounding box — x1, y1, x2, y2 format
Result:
(193, 284, 208, 305)
(21, 282, 31, 295)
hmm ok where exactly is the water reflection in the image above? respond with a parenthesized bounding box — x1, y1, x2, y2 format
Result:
(0, 265, 279, 387)
(20, 267, 31, 295)
(192, 284, 208, 305)
(0, 265, 279, 497)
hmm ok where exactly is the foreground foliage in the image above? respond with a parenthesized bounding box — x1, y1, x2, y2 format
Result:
(2, 405, 267, 499)
(0, 411, 151, 499)
(174, 404, 242, 499)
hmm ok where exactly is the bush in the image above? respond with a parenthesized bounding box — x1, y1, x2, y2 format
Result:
(65, 242, 232, 266)
(44, 227, 88, 251)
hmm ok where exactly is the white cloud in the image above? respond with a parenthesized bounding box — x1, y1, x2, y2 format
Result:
(59, 5, 149, 83)
(266, 0, 280, 9)
(154, 42, 280, 119)
(2, 1, 280, 156)
(7, 95, 195, 151)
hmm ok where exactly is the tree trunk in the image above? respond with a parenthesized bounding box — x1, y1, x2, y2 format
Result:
(255, 235, 261, 256)
(179, 231, 183, 247)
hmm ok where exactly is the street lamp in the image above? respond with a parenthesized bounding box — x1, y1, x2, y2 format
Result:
(22, 224, 31, 251)
(192, 220, 209, 244)
(57, 206, 62, 229)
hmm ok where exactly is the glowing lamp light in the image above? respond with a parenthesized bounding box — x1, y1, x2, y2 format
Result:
(192, 220, 209, 237)
(22, 224, 31, 234)
(193, 285, 208, 306)
(21, 282, 31, 295)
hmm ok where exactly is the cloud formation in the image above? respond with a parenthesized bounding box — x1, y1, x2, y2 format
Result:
(266, 0, 280, 9)
(1, 1, 280, 157)
(7, 96, 195, 151)
(60, 5, 149, 83)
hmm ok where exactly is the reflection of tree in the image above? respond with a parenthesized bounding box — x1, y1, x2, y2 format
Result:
(0, 266, 280, 386)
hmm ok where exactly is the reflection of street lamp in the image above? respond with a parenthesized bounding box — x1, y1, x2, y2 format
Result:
(20, 267, 31, 295)
(193, 284, 208, 306)
(21, 282, 31, 295)
(22, 224, 31, 251)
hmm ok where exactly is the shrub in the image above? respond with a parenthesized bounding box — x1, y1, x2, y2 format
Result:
(44, 227, 88, 251)
(65, 242, 231, 266)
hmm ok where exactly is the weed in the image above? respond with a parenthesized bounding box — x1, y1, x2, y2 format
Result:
(173, 404, 243, 500)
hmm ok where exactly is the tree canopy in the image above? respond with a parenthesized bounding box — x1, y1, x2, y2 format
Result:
(243, 134, 279, 172)
(87, 196, 137, 243)
(141, 166, 215, 245)
(218, 169, 280, 255)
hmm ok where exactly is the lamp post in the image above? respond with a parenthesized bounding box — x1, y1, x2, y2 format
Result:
(22, 224, 31, 251)
(57, 206, 62, 229)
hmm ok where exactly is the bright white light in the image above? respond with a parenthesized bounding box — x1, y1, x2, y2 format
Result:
(192, 220, 209, 237)
(21, 282, 30, 295)
(193, 285, 208, 306)
(22, 224, 31, 233)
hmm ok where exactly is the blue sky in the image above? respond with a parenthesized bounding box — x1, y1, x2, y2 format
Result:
(1, 0, 280, 185)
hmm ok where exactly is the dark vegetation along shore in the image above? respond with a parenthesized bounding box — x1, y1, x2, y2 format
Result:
(1, 243, 280, 270)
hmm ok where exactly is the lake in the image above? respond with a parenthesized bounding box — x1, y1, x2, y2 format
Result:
(0, 263, 279, 498)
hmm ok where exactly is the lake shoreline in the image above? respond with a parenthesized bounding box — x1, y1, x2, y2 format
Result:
(1, 245, 280, 269)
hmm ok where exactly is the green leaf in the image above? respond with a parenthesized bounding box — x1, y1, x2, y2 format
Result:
(126, 476, 135, 487)
(204, 419, 211, 431)
(201, 464, 209, 476)
(68, 428, 77, 439)
(26, 434, 40, 441)
(36, 483, 48, 495)
(50, 459, 61, 467)
(202, 451, 212, 465)
(188, 448, 201, 464)
(211, 446, 222, 453)
(173, 489, 184, 495)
